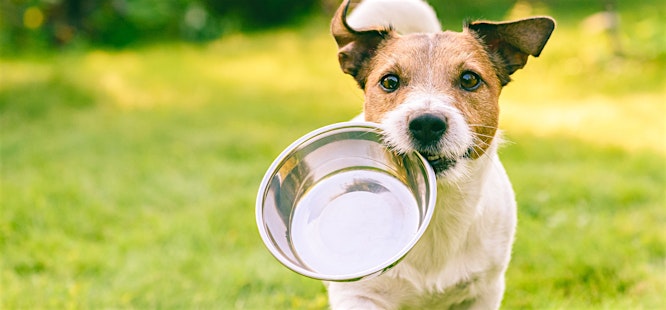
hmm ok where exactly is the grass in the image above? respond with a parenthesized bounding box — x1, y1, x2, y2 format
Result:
(1, 1, 665, 309)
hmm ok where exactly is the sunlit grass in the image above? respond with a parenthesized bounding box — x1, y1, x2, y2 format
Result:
(1, 4, 665, 309)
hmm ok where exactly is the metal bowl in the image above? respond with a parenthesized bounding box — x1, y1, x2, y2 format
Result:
(256, 122, 437, 281)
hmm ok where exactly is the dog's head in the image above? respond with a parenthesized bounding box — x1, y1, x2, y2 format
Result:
(332, 0, 554, 180)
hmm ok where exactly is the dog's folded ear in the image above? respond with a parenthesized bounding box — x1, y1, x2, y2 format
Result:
(468, 17, 555, 84)
(331, 0, 394, 89)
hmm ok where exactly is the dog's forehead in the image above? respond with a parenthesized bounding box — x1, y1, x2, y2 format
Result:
(386, 31, 480, 55)
(373, 31, 490, 80)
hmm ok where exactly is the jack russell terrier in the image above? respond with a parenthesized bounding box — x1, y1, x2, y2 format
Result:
(326, 0, 554, 308)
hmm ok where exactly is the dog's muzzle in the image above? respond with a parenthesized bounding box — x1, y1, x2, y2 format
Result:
(407, 113, 471, 174)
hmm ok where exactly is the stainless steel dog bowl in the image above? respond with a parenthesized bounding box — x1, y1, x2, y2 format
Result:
(256, 122, 437, 281)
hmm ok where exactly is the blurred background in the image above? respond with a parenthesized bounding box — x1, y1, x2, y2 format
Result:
(1, 0, 664, 308)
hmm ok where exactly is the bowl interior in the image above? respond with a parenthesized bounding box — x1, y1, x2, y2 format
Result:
(256, 122, 436, 281)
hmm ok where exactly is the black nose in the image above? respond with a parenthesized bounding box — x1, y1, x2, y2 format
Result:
(409, 113, 447, 146)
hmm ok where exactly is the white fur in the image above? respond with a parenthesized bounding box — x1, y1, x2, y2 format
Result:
(347, 0, 442, 33)
(327, 146, 516, 309)
(380, 91, 473, 182)
(328, 1, 517, 309)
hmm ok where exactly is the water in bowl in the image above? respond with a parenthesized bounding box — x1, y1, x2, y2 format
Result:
(290, 169, 420, 276)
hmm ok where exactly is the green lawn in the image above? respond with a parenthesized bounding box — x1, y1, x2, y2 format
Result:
(1, 2, 665, 309)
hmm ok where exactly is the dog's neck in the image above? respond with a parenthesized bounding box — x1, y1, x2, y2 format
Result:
(401, 137, 504, 274)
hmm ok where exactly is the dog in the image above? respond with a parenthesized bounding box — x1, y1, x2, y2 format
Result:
(326, 0, 554, 309)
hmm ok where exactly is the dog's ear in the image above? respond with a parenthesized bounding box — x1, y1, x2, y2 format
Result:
(468, 17, 555, 85)
(331, 0, 394, 89)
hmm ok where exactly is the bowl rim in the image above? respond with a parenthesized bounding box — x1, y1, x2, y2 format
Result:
(255, 121, 438, 281)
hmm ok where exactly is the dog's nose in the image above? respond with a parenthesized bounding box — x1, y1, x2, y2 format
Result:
(409, 113, 447, 146)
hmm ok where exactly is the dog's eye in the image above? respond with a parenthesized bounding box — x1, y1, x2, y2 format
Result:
(379, 74, 400, 92)
(460, 71, 481, 91)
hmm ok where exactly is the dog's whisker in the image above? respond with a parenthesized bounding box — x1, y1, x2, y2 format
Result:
(469, 146, 484, 159)
(468, 124, 499, 130)
(471, 132, 496, 139)
(471, 136, 492, 145)
(470, 136, 492, 148)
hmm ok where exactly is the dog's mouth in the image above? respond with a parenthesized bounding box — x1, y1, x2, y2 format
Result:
(421, 152, 457, 174)
(419, 148, 473, 174)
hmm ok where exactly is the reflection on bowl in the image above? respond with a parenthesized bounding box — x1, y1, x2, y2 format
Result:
(256, 122, 437, 281)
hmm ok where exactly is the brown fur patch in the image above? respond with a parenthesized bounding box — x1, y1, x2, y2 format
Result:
(362, 32, 502, 158)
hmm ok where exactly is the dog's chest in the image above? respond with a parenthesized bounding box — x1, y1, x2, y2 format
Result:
(392, 193, 493, 306)
(390, 241, 488, 308)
